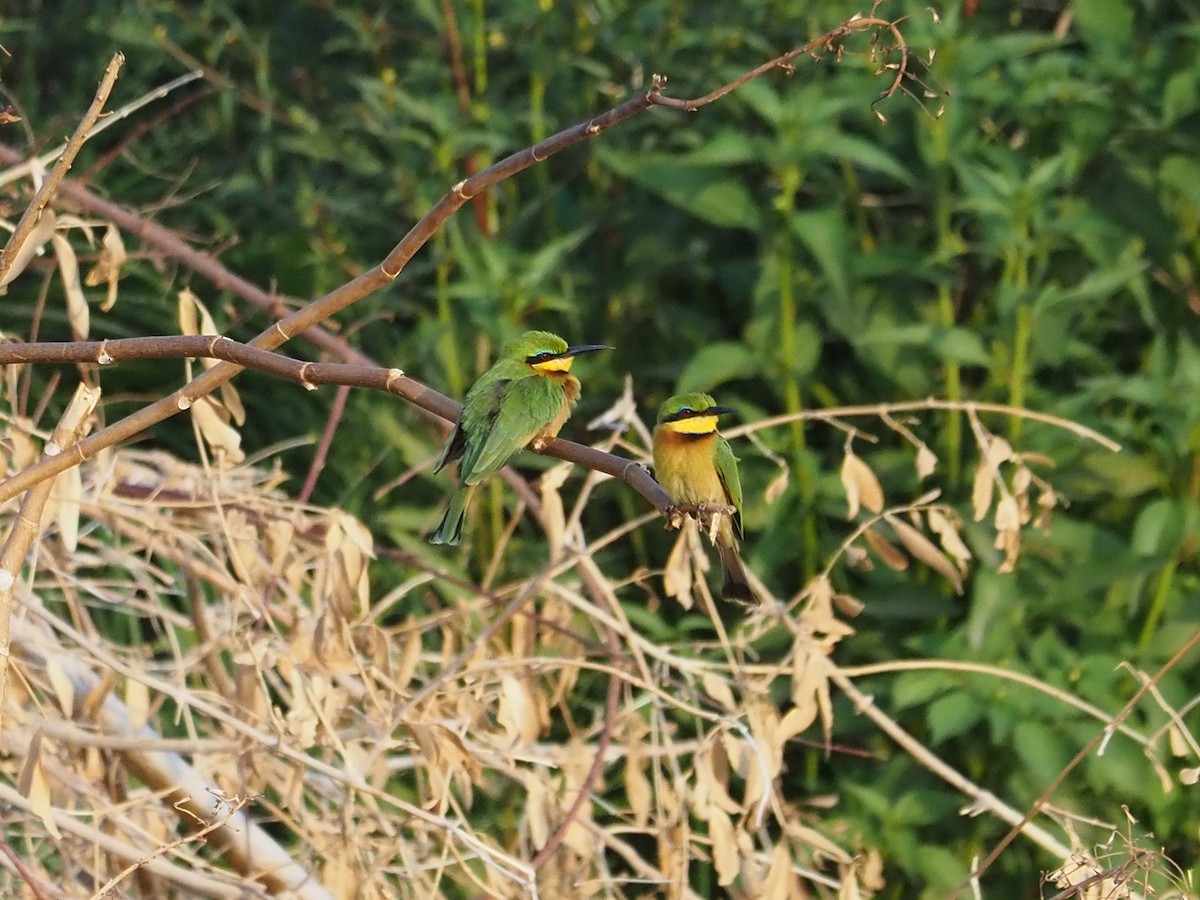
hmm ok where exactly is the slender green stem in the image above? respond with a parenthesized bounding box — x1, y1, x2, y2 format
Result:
(937, 283, 963, 483)
(471, 0, 487, 95)
(1008, 302, 1031, 442)
(1138, 554, 1179, 649)
(776, 166, 818, 577)
(434, 229, 463, 397)
(930, 118, 962, 483)
(1007, 244, 1031, 443)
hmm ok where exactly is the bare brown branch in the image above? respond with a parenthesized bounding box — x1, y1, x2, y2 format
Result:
(648, 14, 907, 111)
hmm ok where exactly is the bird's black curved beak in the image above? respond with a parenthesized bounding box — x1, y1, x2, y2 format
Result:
(707, 405, 736, 417)
(561, 344, 613, 358)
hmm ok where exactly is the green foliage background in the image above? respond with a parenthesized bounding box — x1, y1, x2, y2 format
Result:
(3, 0, 1199, 894)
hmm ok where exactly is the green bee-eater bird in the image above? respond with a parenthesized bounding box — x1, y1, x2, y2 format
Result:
(429, 330, 610, 546)
(652, 392, 758, 605)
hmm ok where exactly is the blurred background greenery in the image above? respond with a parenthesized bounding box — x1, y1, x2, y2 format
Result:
(2, 0, 1198, 894)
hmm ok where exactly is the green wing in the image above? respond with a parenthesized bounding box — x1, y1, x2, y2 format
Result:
(460, 375, 564, 483)
(435, 376, 508, 474)
(713, 435, 744, 540)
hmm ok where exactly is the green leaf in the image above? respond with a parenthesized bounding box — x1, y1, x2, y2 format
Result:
(599, 149, 763, 230)
(791, 207, 852, 304)
(1080, 450, 1166, 498)
(915, 845, 969, 891)
(1162, 71, 1199, 125)
(1014, 720, 1069, 785)
(1160, 156, 1200, 209)
(927, 692, 982, 744)
(931, 327, 991, 366)
(1130, 498, 1185, 557)
(1037, 259, 1149, 313)
(820, 134, 914, 185)
(677, 341, 759, 393)
(892, 671, 950, 710)
(679, 131, 761, 166)
(1072, 0, 1134, 49)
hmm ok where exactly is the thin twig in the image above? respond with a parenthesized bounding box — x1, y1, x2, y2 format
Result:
(650, 15, 907, 111)
(299, 382, 350, 504)
(841, 658, 1149, 746)
(0, 836, 53, 900)
(729, 400, 1120, 452)
(0, 53, 123, 287)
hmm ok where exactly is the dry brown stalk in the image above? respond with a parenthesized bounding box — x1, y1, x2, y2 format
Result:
(0, 383, 100, 734)
(0, 53, 123, 288)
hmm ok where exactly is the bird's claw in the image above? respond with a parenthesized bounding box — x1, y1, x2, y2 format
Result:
(664, 504, 686, 531)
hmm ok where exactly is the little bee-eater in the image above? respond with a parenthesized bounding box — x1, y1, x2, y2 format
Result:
(652, 392, 758, 605)
(429, 330, 610, 545)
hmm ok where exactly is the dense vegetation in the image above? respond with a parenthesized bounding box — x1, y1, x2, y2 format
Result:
(1, 0, 1197, 896)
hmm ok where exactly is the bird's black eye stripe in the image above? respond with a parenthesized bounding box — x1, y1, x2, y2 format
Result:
(527, 350, 558, 363)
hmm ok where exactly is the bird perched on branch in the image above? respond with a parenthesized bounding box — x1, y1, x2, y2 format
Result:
(652, 392, 758, 605)
(429, 330, 610, 546)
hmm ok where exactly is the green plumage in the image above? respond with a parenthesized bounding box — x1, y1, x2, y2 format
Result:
(429, 331, 606, 545)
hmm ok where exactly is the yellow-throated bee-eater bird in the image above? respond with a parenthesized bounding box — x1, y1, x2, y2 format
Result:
(429, 330, 610, 545)
(652, 392, 758, 604)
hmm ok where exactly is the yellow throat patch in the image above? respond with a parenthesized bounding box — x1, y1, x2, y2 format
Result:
(664, 414, 719, 435)
(531, 356, 575, 373)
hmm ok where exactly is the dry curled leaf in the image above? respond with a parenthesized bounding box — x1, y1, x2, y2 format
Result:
(190, 395, 245, 464)
(45, 658, 75, 717)
(985, 434, 1014, 467)
(54, 462, 82, 553)
(51, 232, 89, 340)
(886, 513, 963, 594)
(763, 466, 789, 504)
(702, 672, 737, 713)
(497, 674, 542, 747)
(971, 458, 995, 522)
(707, 807, 741, 887)
(19, 730, 61, 839)
(0, 207, 57, 291)
(841, 450, 884, 519)
(915, 443, 938, 479)
(539, 461, 571, 555)
(863, 526, 908, 571)
(85, 223, 126, 311)
(927, 508, 972, 574)
(994, 494, 1022, 572)
(762, 841, 802, 899)
(624, 743, 653, 828)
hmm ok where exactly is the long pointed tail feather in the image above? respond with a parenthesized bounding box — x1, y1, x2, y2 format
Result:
(430, 485, 475, 546)
(717, 541, 759, 605)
